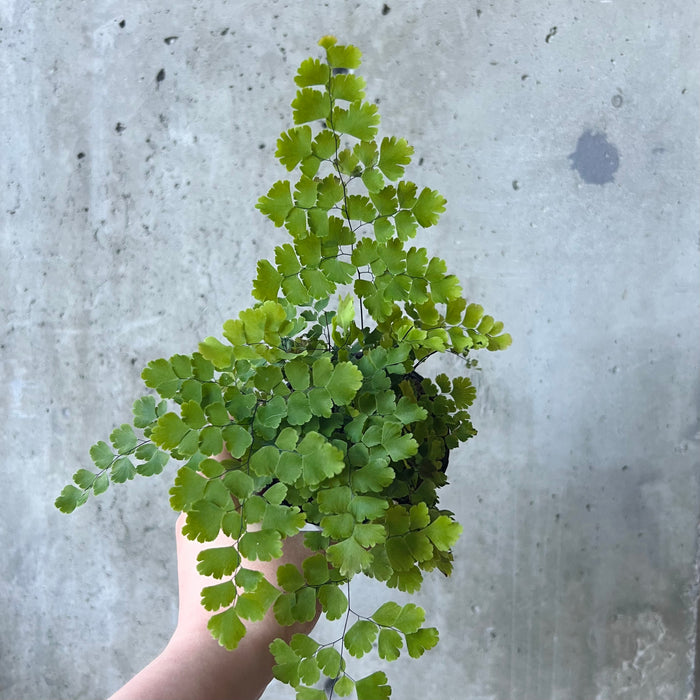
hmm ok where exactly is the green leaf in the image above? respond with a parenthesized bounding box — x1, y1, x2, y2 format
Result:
(55, 485, 87, 513)
(327, 536, 372, 577)
(379, 136, 414, 181)
(291, 632, 321, 659)
(196, 546, 241, 578)
(250, 445, 280, 477)
(362, 167, 385, 193)
(424, 515, 463, 551)
(384, 505, 410, 536)
(254, 365, 284, 393)
(109, 424, 138, 454)
(344, 620, 378, 658)
(378, 628, 403, 661)
(275, 243, 302, 276)
(371, 601, 402, 627)
(488, 332, 512, 351)
(312, 130, 337, 159)
(276, 125, 313, 170)
(409, 503, 431, 530)
(352, 458, 395, 493)
(292, 88, 331, 124)
(386, 536, 414, 571)
(320, 257, 355, 284)
(348, 496, 388, 521)
(292, 586, 318, 623)
(170, 467, 207, 510)
(253, 259, 282, 301)
(239, 529, 283, 561)
(394, 209, 418, 241)
(335, 294, 356, 329)
(257, 180, 293, 226)
(89, 441, 114, 469)
(141, 358, 178, 396)
(294, 176, 318, 208)
(431, 274, 462, 303)
(354, 140, 378, 167)
(412, 187, 447, 227)
(296, 686, 326, 700)
(397, 180, 418, 208)
(331, 73, 366, 102)
(95, 471, 111, 495)
(276, 451, 303, 484)
(110, 456, 136, 483)
(327, 44, 362, 69)
(333, 102, 380, 141)
(300, 268, 335, 298)
(201, 580, 236, 612)
(256, 395, 287, 429)
(284, 358, 311, 391)
(302, 553, 330, 585)
(270, 638, 300, 685)
(321, 513, 355, 540)
(199, 426, 223, 456)
(394, 603, 425, 634)
(374, 218, 394, 243)
(72, 468, 96, 490)
(132, 395, 158, 428)
(282, 275, 312, 306)
(222, 424, 253, 459)
(150, 413, 189, 450)
(353, 523, 385, 548)
(463, 302, 484, 328)
(394, 396, 427, 424)
(307, 387, 332, 418)
(370, 185, 399, 217)
(345, 194, 376, 223)
(451, 376, 477, 408)
(355, 671, 391, 700)
(298, 431, 345, 486)
(333, 675, 355, 697)
(263, 503, 306, 536)
(326, 362, 363, 405)
(235, 567, 264, 592)
(181, 400, 207, 430)
(318, 583, 348, 620)
(223, 470, 255, 500)
(316, 647, 343, 678)
(283, 392, 309, 426)
(277, 563, 305, 592)
(405, 627, 440, 658)
(236, 578, 280, 621)
(222, 510, 243, 538)
(273, 426, 298, 452)
(198, 336, 233, 370)
(207, 606, 247, 650)
(381, 422, 418, 461)
(295, 57, 330, 87)
(405, 246, 428, 277)
(182, 500, 224, 542)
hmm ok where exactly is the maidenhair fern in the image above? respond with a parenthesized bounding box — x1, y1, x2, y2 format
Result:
(57, 35, 510, 699)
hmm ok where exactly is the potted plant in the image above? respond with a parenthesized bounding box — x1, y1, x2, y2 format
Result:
(56, 36, 510, 699)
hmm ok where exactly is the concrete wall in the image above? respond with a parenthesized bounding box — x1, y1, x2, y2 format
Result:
(2, 1, 698, 698)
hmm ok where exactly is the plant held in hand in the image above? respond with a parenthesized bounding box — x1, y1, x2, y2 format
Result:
(57, 36, 510, 699)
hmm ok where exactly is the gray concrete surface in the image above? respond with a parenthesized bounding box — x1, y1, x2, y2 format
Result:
(2, 1, 698, 698)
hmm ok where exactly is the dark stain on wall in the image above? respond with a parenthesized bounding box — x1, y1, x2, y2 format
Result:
(569, 130, 620, 185)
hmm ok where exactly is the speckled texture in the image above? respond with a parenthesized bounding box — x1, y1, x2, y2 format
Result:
(1, 1, 698, 698)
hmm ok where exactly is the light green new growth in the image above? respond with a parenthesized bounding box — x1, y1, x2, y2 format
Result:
(56, 35, 511, 699)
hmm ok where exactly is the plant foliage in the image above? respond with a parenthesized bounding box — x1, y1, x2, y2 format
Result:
(56, 35, 511, 698)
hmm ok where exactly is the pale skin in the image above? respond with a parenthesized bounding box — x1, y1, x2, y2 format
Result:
(108, 511, 320, 700)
